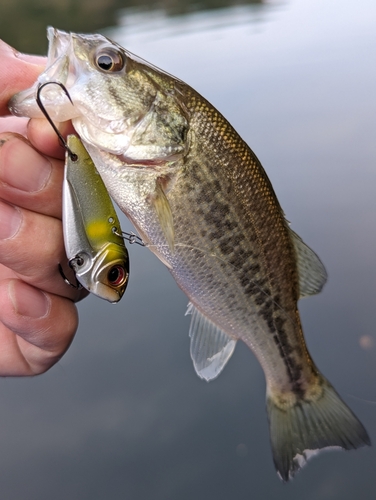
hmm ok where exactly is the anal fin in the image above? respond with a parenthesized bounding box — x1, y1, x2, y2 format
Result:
(186, 303, 237, 381)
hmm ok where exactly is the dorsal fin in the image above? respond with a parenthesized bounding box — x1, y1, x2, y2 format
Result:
(186, 303, 237, 381)
(289, 229, 327, 298)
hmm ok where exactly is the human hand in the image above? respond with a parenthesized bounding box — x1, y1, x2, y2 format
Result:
(0, 40, 87, 376)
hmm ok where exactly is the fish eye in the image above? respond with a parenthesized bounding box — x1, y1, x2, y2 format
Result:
(107, 264, 127, 286)
(94, 47, 125, 73)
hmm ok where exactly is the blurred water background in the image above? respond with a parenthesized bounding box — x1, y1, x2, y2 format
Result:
(1, 0, 376, 498)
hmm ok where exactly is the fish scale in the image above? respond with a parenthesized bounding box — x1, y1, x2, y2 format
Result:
(170, 89, 307, 381)
(9, 27, 370, 482)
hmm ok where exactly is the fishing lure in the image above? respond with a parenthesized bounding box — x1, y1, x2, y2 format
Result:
(37, 83, 130, 303)
(62, 134, 130, 303)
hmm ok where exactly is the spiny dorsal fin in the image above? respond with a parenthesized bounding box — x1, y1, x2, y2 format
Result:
(186, 303, 237, 381)
(151, 177, 175, 252)
(289, 228, 327, 298)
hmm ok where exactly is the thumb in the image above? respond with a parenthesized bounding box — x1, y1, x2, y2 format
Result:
(0, 40, 46, 116)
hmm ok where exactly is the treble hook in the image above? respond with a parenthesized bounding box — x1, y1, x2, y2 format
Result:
(36, 82, 78, 161)
(58, 263, 83, 289)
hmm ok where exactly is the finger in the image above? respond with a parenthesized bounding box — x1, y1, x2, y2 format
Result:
(11, 51, 46, 66)
(0, 279, 78, 376)
(0, 263, 16, 282)
(0, 116, 29, 136)
(27, 117, 76, 160)
(0, 133, 64, 218)
(0, 199, 85, 301)
(0, 40, 45, 116)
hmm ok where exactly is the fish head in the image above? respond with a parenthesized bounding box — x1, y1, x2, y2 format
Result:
(9, 27, 189, 161)
(70, 242, 129, 304)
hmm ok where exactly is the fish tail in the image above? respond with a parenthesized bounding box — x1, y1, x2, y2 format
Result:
(266, 376, 370, 481)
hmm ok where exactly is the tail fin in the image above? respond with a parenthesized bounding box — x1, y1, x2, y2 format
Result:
(266, 377, 370, 481)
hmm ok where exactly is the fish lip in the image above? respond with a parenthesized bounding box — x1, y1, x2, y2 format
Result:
(9, 27, 79, 120)
(46, 27, 70, 67)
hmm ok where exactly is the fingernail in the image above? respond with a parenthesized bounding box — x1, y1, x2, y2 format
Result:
(9, 280, 50, 319)
(0, 137, 51, 192)
(0, 200, 22, 239)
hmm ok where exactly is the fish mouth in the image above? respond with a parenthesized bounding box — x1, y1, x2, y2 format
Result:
(9, 27, 128, 139)
(8, 27, 80, 121)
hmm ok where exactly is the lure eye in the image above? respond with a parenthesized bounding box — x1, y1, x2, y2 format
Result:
(95, 47, 125, 73)
(107, 265, 127, 287)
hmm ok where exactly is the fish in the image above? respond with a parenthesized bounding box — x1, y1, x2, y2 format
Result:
(62, 134, 129, 303)
(9, 27, 370, 480)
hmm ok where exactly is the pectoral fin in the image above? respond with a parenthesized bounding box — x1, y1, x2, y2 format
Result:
(289, 229, 327, 298)
(186, 303, 237, 381)
(151, 177, 175, 252)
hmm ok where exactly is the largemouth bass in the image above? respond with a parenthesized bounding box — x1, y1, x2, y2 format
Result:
(9, 27, 370, 480)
